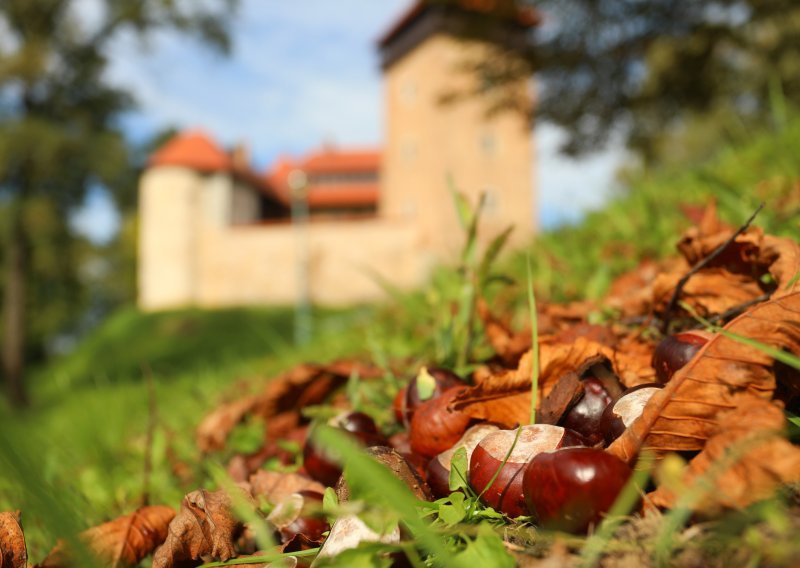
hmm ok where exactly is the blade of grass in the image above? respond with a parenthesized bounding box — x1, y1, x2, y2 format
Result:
(527, 255, 540, 424)
(679, 301, 800, 370)
(198, 548, 319, 566)
(476, 426, 523, 504)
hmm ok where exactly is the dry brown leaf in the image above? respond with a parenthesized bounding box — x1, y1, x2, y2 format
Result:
(0, 512, 27, 568)
(649, 397, 800, 513)
(477, 298, 531, 366)
(652, 267, 766, 317)
(197, 396, 262, 453)
(248, 471, 325, 506)
(452, 338, 651, 427)
(152, 487, 255, 568)
(81, 505, 175, 567)
(608, 291, 800, 463)
(196, 361, 381, 455)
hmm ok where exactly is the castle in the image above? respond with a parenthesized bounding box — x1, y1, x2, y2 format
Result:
(138, 1, 537, 310)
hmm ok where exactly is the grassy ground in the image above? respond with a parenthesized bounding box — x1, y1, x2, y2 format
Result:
(2, 116, 800, 563)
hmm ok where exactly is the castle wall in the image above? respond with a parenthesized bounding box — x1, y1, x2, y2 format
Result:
(194, 219, 428, 306)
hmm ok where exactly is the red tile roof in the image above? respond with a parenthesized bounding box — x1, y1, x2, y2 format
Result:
(266, 146, 382, 210)
(306, 185, 380, 208)
(378, 0, 540, 48)
(149, 130, 232, 172)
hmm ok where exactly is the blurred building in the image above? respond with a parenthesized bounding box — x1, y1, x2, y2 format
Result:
(138, 0, 537, 309)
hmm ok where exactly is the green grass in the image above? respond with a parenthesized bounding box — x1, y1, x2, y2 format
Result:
(2, 114, 800, 564)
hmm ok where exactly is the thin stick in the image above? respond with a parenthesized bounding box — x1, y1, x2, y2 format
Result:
(141, 364, 157, 507)
(661, 202, 765, 333)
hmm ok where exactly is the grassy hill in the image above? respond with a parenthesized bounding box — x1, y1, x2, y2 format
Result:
(2, 116, 800, 560)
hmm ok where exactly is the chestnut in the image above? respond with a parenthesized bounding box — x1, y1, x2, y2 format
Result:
(652, 330, 712, 383)
(303, 411, 386, 486)
(469, 425, 587, 518)
(426, 423, 499, 498)
(409, 386, 471, 459)
(523, 446, 632, 533)
(401, 367, 464, 424)
(559, 377, 613, 446)
(600, 385, 661, 445)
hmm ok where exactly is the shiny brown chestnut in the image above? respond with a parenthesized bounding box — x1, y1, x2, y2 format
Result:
(560, 377, 614, 446)
(409, 386, 472, 459)
(426, 423, 499, 498)
(523, 447, 632, 533)
(401, 367, 464, 424)
(469, 425, 587, 518)
(303, 411, 386, 486)
(600, 384, 661, 445)
(652, 330, 712, 383)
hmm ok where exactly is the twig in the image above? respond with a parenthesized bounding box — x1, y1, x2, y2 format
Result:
(141, 363, 157, 507)
(706, 293, 770, 324)
(661, 202, 765, 334)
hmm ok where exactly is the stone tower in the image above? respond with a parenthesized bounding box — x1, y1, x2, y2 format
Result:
(378, 1, 537, 256)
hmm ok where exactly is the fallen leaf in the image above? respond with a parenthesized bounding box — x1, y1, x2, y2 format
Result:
(248, 471, 325, 506)
(152, 487, 255, 568)
(649, 397, 800, 513)
(452, 338, 650, 427)
(477, 298, 531, 366)
(608, 291, 800, 463)
(197, 396, 262, 453)
(652, 267, 766, 318)
(78, 505, 175, 567)
(196, 361, 381, 455)
(0, 512, 27, 568)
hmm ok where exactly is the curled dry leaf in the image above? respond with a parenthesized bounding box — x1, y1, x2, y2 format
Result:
(0, 511, 27, 568)
(81, 505, 175, 567)
(652, 267, 766, 318)
(452, 337, 652, 427)
(608, 291, 800, 463)
(477, 298, 531, 366)
(249, 470, 325, 506)
(196, 361, 381, 455)
(197, 395, 262, 453)
(152, 487, 256, 568)
(649, 397, 800, 513)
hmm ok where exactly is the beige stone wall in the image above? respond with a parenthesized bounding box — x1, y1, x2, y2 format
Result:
(140, 166, 431, 309)
(139, 167, 201, 310)
(381, 33, 536, 258)
(194, 219, 429, 307)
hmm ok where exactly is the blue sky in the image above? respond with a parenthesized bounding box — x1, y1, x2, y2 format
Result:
(71, 0, 625, 242)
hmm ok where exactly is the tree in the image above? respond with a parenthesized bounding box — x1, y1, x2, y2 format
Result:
(0, 0, 238, 406)
(437, 0, 800, 160)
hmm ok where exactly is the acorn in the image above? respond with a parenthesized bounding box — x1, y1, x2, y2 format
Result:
(469, 425, 587, 518)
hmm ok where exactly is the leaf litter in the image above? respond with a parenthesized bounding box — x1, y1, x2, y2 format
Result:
(4, 202, 800, 566)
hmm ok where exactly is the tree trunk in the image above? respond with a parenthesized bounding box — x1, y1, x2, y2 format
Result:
(2, 207, 29, 407)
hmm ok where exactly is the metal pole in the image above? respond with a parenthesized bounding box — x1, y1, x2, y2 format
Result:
(288, 169, 312, 346)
